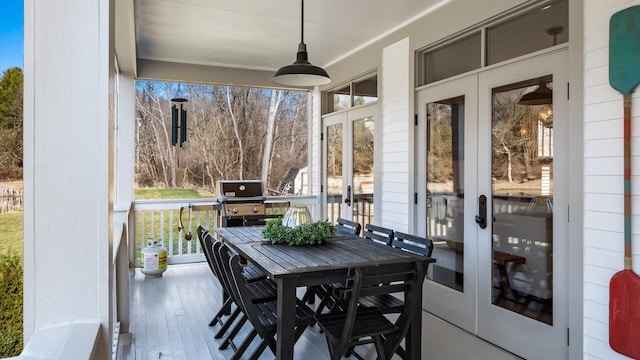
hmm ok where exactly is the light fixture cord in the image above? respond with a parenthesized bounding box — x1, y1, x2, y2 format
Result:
(300, 0, 304, 43)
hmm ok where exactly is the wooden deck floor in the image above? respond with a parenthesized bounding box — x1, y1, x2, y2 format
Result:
(120, 263, 380, 360)
(120, 263, 521, 360)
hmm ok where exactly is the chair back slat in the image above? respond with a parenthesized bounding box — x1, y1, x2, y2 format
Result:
(364, 224, 394, 245)
(335, 217, 362, 236)
(197, 226, 219, 277)
(391, 231, 434, 257)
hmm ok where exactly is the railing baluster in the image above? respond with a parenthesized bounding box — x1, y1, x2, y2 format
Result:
(160, 210, 165, 251)
(187, 211, 193, 255)
(195, 212, 202, 254)
(139, 210, 145, 266)
(150, 211, 156, 240)
(169, 210, 174, 257)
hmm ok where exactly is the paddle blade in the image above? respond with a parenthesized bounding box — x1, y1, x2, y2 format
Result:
(609, 5, 640, 94)
(610, 269, 640, 358)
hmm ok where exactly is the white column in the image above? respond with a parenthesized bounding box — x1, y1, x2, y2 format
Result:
(24, 0, 115, 358)
(115, 74, 135, 209)
(380, 38, 411, 232)
(114, 73, 135, 338)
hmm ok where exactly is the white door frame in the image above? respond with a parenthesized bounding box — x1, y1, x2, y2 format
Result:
(476, 49, 569, 359)
(416, 74, 479, 333)
(415, 49, 569, 358)
(322, 104, 378, 224)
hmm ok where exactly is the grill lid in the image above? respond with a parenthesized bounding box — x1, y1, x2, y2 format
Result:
(218, 180, 266, 202)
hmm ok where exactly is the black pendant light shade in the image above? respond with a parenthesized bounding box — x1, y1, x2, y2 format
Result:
(272, 0, 331, 86)
(517, 80, 553, 105)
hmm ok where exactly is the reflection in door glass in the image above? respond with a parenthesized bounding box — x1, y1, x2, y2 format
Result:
(326, 124, 343, 223)
(426, 97, 465, 292)
(352, 118, 374, 230)
(491, 77, 553, 325)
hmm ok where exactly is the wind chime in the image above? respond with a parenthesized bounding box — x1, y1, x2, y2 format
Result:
(171, 89, 188, 147)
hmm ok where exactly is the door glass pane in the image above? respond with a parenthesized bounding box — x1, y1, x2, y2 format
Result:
(326, 124, 343, 223)
(491, 77, 553, 325)
(426, 96, 465, 291)
(352, 117, 374, 229)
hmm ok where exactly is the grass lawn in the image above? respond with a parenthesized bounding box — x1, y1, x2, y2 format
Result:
(135, 187, 212, 200)
(0, 212, 23, 258)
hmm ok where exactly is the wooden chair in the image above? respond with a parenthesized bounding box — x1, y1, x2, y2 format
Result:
(315, 261, 425, 360)
(309, 223, 394, 315)
(224, 246, 315, 360)
(335, 217, 362, 236)
(196, 226, 230, 327)
(196, 226, 268, 329)
(209, 239, 277, 354)
(358, 232, 434, 317)
(302, 218, 361, 307)
(363, 224, 394, 245)
(391, 231, 434, 257)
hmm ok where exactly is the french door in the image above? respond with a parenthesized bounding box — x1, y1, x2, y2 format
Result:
(417, 50, 568, 359)
(322, 104, 377, 229)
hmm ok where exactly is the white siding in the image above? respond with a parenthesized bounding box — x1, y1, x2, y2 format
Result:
(380, 38, 411, 232)
(584, 0, 640, 358)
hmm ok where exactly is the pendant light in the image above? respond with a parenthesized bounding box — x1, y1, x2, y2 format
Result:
(518, 27, 560, 106)
(272, 0, 331, 87)
(517, 80, 553, 105)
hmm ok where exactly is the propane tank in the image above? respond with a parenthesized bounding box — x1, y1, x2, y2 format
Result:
(140, 239, 168, 277)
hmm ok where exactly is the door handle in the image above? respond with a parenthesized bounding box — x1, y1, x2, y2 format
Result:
(344, 185, 351, 206)
(475, 194, 487, 229)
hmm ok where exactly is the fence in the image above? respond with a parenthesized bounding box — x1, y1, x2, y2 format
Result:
(0, 186, 23, 213)
(132, 195, 319, 265)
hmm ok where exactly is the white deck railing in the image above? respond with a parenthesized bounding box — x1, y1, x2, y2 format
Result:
(131, 195, 319, 266)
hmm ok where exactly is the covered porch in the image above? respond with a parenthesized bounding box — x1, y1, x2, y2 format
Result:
(23, 0, 636, 358)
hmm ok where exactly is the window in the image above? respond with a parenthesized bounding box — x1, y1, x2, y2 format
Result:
(418, 33, 481, 86)
(486, 0, 568, 65)
(323, 73, 377, 114)
(416, 0, 568, 87)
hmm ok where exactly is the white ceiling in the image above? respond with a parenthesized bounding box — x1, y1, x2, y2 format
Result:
(132, 0, 446, 72)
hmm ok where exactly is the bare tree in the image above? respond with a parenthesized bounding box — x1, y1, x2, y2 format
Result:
(134, 81, 309, 193)
(136, 82, 177, 187)
(261, 90, 282, 187)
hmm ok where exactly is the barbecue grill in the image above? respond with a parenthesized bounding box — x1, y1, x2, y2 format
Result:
(218, 180, 267, 227)
(177, 180, 289, 233)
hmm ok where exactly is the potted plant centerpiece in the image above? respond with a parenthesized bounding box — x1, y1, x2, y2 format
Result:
(262, 205, 334, 245)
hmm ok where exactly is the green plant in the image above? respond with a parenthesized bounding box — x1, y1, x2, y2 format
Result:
(262, 218, 334, 246)
(0, 254, 23, 357)
(0, 212, 23, 257)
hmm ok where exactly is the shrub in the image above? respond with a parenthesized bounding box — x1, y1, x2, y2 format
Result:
(0, 254, 23, 357)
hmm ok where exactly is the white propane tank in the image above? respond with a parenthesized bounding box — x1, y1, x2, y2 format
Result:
(140, 239, 167, 277)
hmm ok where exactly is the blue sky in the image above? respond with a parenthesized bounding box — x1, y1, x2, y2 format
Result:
(0, 1, 24, 71)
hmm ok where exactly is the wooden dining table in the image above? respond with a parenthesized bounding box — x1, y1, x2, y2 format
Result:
(215, 226, 435, 360)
